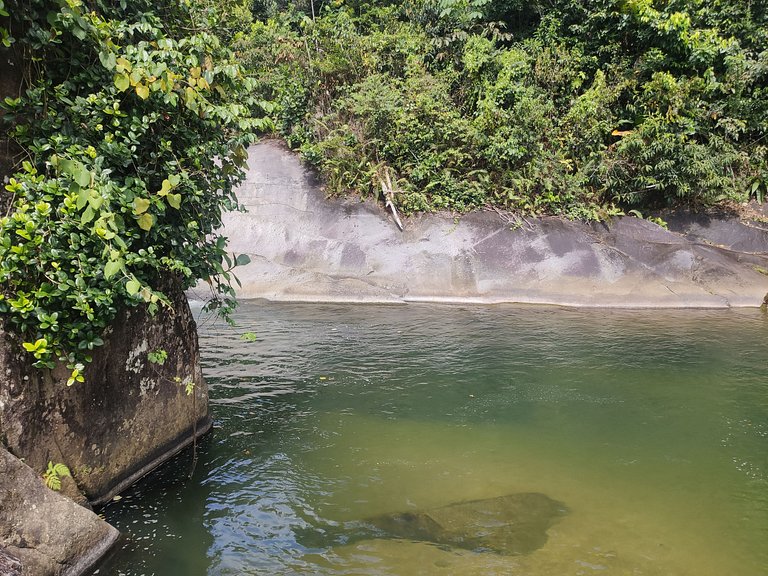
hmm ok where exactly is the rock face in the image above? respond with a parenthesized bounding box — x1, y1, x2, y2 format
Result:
(365, 493, 568, 555)
(217, 140, 768, 307)
(0, 277, 211, 506)
(0, 447, 119, 576)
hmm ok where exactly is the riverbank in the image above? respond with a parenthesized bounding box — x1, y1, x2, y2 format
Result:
(207, 141, 768, 308)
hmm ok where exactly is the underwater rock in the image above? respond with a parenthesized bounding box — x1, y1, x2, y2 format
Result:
(300, 492, 568, 555)
(365, 492, 568, 555)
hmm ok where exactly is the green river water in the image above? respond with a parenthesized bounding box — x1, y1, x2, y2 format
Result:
(94, 301, 767, 575)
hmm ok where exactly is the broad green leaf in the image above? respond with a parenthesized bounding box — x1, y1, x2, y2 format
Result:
(88, 192, 103, 210)
(99, 51, 116, 70)
(126, 278, 141, 295)
(168, 173, 181, 186)
(133, 197, 150, 215)
(104, 260, 122, 280)
(81, 206, 95, 225)
(58, 157, 72, 173)
(167, 193, 181, 209)
(137, 213, 154, 231)
(74, 166, 91, 188)
(114, 72, 130, 92)
(77, 186, 89, 210)
(235, 254, 251, 266)
(72, 24, 86, 40)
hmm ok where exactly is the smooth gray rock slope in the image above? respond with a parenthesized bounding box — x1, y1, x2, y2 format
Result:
(219, 141, 768, 308)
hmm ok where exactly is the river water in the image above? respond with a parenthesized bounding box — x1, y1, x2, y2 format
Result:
(95, 301, 767, 575)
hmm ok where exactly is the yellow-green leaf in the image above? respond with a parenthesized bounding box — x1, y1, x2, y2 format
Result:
(167, 193, 181, 209)
(126, 278, 141, 295)
(115, 57, 132, 73)
(114, 72, 130, 92)
(135, 83, 149, 100)
(133, 197, 150, 215)
(158, 178, 173, 196)
(137, 213, 154, 231)
(104, 259, 122, 280)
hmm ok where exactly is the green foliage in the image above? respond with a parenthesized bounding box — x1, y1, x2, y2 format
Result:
(239, 0, 766, 218)
(42, 461, 71, 491)
(0, 0, 268, 380)
(148, 349, 168, 366)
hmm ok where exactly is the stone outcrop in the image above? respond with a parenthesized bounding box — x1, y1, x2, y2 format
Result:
(0, 447, 119, 576)
(0, 277, 211, 507)
(214, 140, 768, 307)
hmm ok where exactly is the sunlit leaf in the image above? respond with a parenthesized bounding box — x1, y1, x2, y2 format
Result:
(99, 50, 116, 70)
(104, 260, 122, 280)
(133, 197, 150, 215)
(126, 278, 141, 295)
(137, 213, 154, 231)
(114, 71, 130, 92)
(167, 193, 181, 209)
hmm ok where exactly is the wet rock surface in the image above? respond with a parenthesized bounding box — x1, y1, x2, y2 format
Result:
(217, 140, 768, 307)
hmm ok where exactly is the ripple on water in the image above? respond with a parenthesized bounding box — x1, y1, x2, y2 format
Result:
(96, 301, 768, 576)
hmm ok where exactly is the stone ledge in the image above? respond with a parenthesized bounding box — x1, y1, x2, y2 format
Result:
(0, 447, 119, 576)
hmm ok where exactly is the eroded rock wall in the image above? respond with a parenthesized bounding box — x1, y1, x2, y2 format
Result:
(217, 141, 768, 308)
(0, 277, 211, 506)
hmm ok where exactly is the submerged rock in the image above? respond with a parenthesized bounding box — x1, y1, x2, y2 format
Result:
(365, 493, 568, 555)
(303, 492, 568, 555)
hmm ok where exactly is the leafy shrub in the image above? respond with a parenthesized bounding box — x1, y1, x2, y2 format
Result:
(240, 0, 766, 217)
(0, 0, 267, 378)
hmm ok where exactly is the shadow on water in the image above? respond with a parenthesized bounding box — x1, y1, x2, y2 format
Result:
(94, 301, 768, 576)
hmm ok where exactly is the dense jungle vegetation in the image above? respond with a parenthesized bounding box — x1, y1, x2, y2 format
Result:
(0, 0, 766, 375)
(240, 0, 768, 217)
(0, 0, 268, 378)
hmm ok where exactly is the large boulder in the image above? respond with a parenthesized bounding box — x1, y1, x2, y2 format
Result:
(0, 277, 211, 506)
(299, 492, 568, 556)
(218, 140, 768, 307)
(365, 492, 568, 555)
(0, 447, 119, 576)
